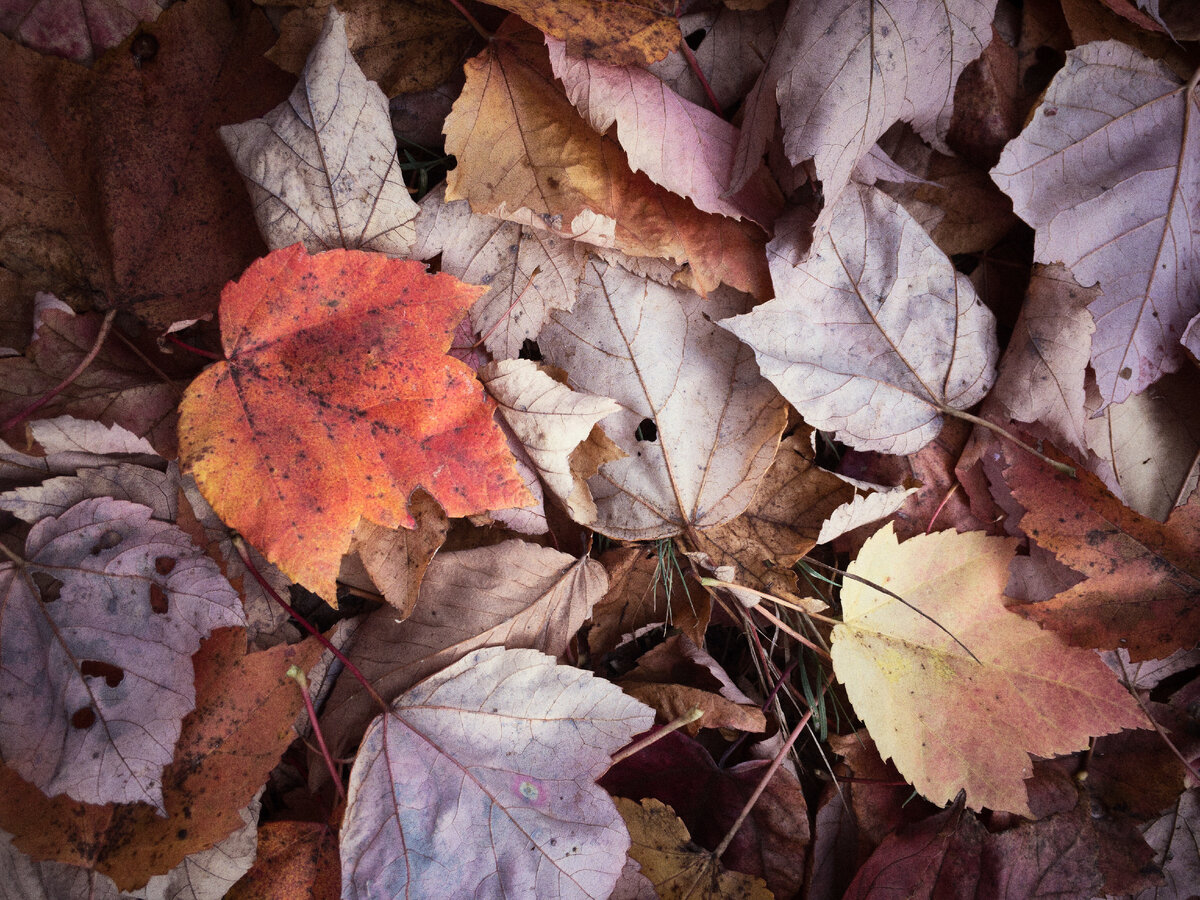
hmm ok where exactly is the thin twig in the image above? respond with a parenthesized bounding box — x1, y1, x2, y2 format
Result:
(232, 537, 389, 712)
(611, 707, 703, 765)
(288, 664, 346, 801)
(1114, 654, 1200, 783)
(442, 0, 491, 41)
(944, 408, 1075, 476)
(3, 309, 117, 432)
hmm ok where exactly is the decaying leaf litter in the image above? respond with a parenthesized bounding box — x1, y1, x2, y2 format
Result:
(0, 0, 1198, 897)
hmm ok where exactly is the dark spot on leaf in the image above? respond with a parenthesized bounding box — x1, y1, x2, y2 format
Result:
(130, 32, 158, 69)
(1118, 367, 1133, 380)
(546, 176, 560, 190)
(150, 584, 169, 614)
(32, 572, 62, 602)
(91, 530, 122, 554)
(634, 418, 658, 442)
(81, 660, 124, 688)
(177, 828, 188, 840)
(155, 556, 176, 575)
(71, 708, 96, 729)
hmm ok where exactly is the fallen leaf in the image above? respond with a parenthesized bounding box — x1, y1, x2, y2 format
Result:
(0, 0, 163, 65)
(615, 797, 773, 900)
(601, 729, 810, 898)
(343, 492, 448, 618)
(413, 185, 589, 361)
(1138, 789, 1200, 899)
(480, 359, 622, 524)
(1005, 449, 1200, 660)
(0, 461, 175, 525)
(0, 304, 190, 456)
(991, 40, 1200, 407)
(221, 9, 419, 257)
(484, 0, 680, 66)
(546, 35, 782, 226)
(831, 523, 1148, 815)
(0, 628, 322, 889)
(443, 21, 772, 300)
(225, 820, 339, 900)
(262, 0, 473, 97)
(721, 187, 998, 456)
(320, 539, 607, 763)
(945, 25, 1023, 167)
(538, 258, 787, 541)
(178, 244, 530, 602)
(339, 646, 654, 899)
(0, 796, 260, 900)
(0, 497, 245, 810)
(733, 0, 997, 205)
(0, 0, 294, 328)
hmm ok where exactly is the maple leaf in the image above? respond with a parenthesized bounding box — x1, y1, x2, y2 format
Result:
(992, 40, 1200, 407)
(0, 627, 322, 888)
(1004, 447, 1200, 660)
(537, 258, 787, 541)
(339, 647, 654, 899)
(443, 20, 772, 300)
(733, 0, 997, 205)
(484, 0, 681, 66)
(721, 185, 998, 456)
(831, 523, 1148, 816)
(178, 244, 531, 603)
(221, 9, 419, 257)
(0, 497, 245, 811)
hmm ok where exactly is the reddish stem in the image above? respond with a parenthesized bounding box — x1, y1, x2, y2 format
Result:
(165, 332, 222, 360)
(679, 36, 723, 118)
(2, 308, 116, 432)
(288, 665, 346, 801)
(926, 483, 960, 533)
(232, 537, 389, 712)
(442, 0, 491, 41)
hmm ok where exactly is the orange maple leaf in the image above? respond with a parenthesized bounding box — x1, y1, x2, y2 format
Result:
(178, 245, 532, 602)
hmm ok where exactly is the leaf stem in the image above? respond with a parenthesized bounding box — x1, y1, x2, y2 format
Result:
(678, 35, 722, 118)
(232, 537, 389, 712)
(442, 0, 490, 41)
(610, 707, 703, 765)
(943, 408, 1075, 477)
(1113, 653, 1200, 784)
(2, 308, 117, 432)
(287, 664, 346, 801)
(164, 333, 222, 360)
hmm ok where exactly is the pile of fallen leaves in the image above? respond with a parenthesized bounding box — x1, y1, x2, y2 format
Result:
(1, 0, 1198, 896)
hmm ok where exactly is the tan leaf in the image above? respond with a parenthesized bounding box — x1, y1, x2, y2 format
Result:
(443, 21, 771, 299)
(483, 0, 680, 66)
(479, 359, 623, 524)
(615, 797, 773, 900)
(220, 9, 418, 256)
(538, 258, 787, 541)
(413, 185, 588, 360)
(721, 186, 998, 456)
(831, 524, 1148, 815)
(320, 540, 607, 761)
(991, 40, 1200, 407)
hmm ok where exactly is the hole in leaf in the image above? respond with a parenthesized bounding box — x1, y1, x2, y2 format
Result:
(81, 660, 125, 688)
(130, 32, 158, 68)
(518, 339, 543, 361)
(684, 28, 707, 50)
(634, 418, 658, 442)
(155, 556, 176, 575)
(150, 583, 169, 614)
(71, 707, 96, 729)
(32, 572, 62, 602)
(90, 530, 122, 555)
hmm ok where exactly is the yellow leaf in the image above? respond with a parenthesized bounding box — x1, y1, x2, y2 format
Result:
(831, 523, 1149, 816)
